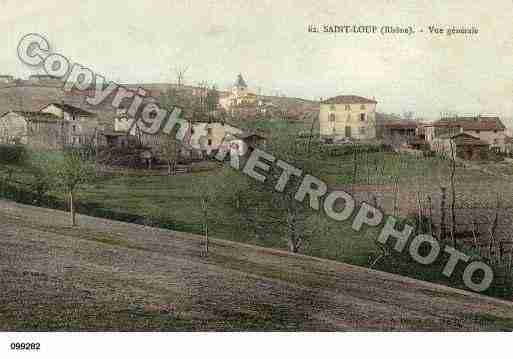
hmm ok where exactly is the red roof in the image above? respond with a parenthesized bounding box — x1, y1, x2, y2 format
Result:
(434, 116, 505, 131)
(384, 121, 418, 130)
(321, 95, 377, 105)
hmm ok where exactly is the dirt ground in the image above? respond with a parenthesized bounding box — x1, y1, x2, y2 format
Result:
(1, 199, 513, 331)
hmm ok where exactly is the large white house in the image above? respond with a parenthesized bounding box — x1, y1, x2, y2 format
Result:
(319, 95, 377, 140)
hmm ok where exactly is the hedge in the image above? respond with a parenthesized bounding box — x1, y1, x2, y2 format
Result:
(0, 144, 27, 165)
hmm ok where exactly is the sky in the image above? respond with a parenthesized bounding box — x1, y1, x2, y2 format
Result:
(1, 0, 512, 121)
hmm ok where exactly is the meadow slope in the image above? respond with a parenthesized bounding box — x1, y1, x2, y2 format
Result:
(1, 200, 513, 331)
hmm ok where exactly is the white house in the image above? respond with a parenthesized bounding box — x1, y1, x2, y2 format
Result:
(319, 95, 377, 140)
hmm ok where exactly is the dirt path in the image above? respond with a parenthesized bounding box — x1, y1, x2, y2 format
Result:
(1, 199, 513, 331)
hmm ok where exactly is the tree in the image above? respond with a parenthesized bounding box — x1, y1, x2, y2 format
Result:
(205, 85, 220, 112)
(52, 150, 95, 226)
(231, 135, 321, 253)
(174, 65, 190, 88)
(449, 139, 457, 245)
(28, 161, 53, 205)
(159, 132, 180, 175)
(198, 178, 215, 256)
(158, 89, 183, 175)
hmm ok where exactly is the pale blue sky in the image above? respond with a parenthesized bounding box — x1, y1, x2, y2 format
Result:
(1, 0, 512, 121)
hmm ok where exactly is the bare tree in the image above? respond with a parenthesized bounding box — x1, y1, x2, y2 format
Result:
(198, 176, 216, 256)
(234, 135, 320, 253)
(449, 139, 457, 245)
(175, 65, 190, 88)
(159, 133, 180, 175)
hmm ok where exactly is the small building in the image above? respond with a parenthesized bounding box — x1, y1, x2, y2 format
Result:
(319, 95, 377, 140)
(431, 132, 489, 161)
(187, 121, 244, 153)
(382, 120, 418, 145)
(100, 131, 138, 148)
(40, 103, 99, 146)
(0, 111, 66, 149)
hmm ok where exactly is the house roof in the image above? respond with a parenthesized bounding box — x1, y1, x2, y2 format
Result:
(438, 132, 489, 146)
(434, 116, 505, 131)
(321, 95, 377, 105)
(42, 103, 96, 117)
(384, 121, 418, 130)
(3, 111, 62, 123)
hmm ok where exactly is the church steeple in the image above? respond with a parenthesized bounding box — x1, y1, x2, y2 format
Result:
(234, 73, 247, 89)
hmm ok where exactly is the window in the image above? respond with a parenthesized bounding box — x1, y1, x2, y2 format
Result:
(207, 128, 213, 135)
(476, 130, 480, 134)
(149, 110, 157, 119)
(208, 139, 213, 146)
(191, 128, 195, 134)
(329, 113, 336, 122)
(344, 105, 351, 111)
(493, 130, 498, 133)
(360, 113, 365, 122)
(72, 125, 76, 132)
(360, 104, 365, 110)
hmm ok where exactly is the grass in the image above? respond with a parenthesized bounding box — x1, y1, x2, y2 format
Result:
(1, 120, 512, 298)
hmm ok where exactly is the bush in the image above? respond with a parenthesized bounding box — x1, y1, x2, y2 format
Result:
(0, 145, 27, 165)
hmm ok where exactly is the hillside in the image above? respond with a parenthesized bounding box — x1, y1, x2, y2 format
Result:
(0, 85, 117, 128)
(0, 82, 319, 124)
(1, 199, 513, 331)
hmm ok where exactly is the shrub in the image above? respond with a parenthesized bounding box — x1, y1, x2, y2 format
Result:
(0, 145, 27, 165)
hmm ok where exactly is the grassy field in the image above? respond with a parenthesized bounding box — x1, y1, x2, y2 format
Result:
(3, 200, 513, 331)
(1, 119, 513, 297)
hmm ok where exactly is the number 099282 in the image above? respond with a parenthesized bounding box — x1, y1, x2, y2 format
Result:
(10, 342, 40, 350)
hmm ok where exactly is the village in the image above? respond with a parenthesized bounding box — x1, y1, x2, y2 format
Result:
(1, 73, 512, 165)
(2, 70, 513, 330)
